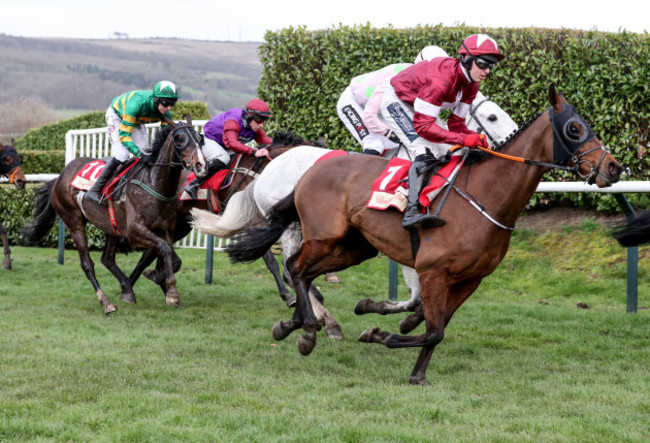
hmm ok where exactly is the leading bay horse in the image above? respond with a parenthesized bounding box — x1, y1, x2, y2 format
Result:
(225, 85, 622, 385)
(21, 116, 207, 314)
(0, 138, 27, 269)
(128, 131, 324, 308)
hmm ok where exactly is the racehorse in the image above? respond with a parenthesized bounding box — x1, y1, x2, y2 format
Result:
(191, 92, 518, 337)
(613, 210, 650, 246)
(224, 85, 622, 384)
(0, 138, 27, 270)
(128, 131, 325, 308)
(21, 116, 207, 314)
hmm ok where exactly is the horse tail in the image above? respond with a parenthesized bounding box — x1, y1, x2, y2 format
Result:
(190, 183, 264, 238)
(612, 210, 650, 247)
(226, 190, 299, 264)
(20, 180, 57, 245)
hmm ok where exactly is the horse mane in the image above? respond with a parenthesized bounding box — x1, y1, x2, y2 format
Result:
(152, 126, 172, 153)
(269, 131, 307, 148)
(494, 109, 546, 151)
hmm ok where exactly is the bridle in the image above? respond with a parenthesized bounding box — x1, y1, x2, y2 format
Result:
(467, 104, 610, 185)
(467, 96, 500, 146)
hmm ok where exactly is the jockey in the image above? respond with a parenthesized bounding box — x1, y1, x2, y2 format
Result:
(85, 80, 178, 205)
(336, 45, 448, 156)
(380, 34, 505, 230)
(183, 98, 273, 200)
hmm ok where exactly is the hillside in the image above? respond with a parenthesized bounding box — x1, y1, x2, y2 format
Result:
(0, 35, 263, 116)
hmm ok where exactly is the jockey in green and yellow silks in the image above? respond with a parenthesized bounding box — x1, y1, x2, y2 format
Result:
(85, 81, 179, 205)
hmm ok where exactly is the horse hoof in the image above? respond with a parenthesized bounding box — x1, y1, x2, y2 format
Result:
(408, 375, 429, 386)
(358, 326, 379, 343)
(297, 332, 316, 356)
(354, 298, 373, 315)
(284, 295, 296, 308)
(120, 293, 136, 304)
(325, 324, 345, 341)
(143, 269, 158, 282)
(104, 304, 118, 315)
(166, 295, 181, 307)
(272, 321, 291, 341)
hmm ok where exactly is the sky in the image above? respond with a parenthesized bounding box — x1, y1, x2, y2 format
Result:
(2, 0, 648, 42)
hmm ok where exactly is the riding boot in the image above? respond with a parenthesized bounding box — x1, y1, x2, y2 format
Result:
(184, 159, 228, 200)
(402, 155, 446, 230)
(84, 157, 124, 205)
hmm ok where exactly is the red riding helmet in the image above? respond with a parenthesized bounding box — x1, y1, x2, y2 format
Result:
(458, 34, 505, 68)
(244, 98, 273, 120)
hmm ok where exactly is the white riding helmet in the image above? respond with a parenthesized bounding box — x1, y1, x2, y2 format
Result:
(414, 45, 450, 63)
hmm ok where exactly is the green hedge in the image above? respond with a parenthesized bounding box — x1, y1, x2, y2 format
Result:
(258, 24, 650, 211)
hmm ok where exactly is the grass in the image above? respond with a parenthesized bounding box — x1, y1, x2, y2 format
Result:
(1, 224, 649, 441)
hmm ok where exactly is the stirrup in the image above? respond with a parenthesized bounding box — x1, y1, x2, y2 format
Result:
(84, 191, 106, 206)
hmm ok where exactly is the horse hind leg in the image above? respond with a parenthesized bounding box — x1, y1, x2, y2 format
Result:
(262, 249, 296, 307)
(69, 227, 117, 314)
(0, 223, 11, 270)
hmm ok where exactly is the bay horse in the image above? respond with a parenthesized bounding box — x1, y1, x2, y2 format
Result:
(128, 131, 325, 308)
(191, 93, 518, 338)
(21, 117, 207, 314)
(225, 85, 622, 385)
(0, 138, 27, 270)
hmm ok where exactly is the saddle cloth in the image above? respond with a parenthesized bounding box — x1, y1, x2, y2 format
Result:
(70, 159, 138, 197)
(367, 154, 464, 212)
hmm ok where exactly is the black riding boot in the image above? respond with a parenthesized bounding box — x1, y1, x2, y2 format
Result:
(184, 159, 228, 200)
(402, 155, 445, 230)
(84, 158, 124, 205)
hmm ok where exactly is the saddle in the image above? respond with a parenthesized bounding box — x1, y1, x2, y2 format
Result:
(179, 154, 251, 213)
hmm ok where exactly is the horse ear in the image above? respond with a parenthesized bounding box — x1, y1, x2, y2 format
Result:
(11, 138, 15, 148)
(185, 114, 192, 126)
(548, 84, 563, 112)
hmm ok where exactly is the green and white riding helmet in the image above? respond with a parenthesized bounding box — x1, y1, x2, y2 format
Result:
(153, 81, 179, 106)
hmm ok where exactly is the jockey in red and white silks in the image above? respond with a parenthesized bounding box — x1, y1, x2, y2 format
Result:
(380, 57, 479, 157)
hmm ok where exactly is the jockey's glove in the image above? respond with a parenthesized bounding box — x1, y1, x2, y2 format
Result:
(464, 133, 489, 149)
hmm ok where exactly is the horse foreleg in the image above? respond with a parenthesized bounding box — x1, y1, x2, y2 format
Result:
(262, 249, 295, 307)
(0, 223, 11, 270)
(354, 265, 422, 316)
(293, 277, 321, 356)
(399, 302, 425, 334)
(101, 236, 136, 304)
(129, 247, 157, 286)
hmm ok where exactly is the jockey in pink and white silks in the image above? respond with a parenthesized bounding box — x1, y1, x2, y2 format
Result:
(336, 46, 449, 156)
(380, 34, 506, 230)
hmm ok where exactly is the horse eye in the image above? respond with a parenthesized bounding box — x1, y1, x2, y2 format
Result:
(3, 156, 11, 165)
(567, 122, 583, 140)
(487, 115, 497, 122)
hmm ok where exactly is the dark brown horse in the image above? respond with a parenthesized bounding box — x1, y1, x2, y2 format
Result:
(128, 131, 323, 307)
(613, 210, 650, 246)
(226, 85, 623, 384)
(21, 117, 207, 314)
(0, 138, 27, 270)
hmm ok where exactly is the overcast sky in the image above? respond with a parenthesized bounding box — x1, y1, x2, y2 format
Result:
(2, 0, 648, 42)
